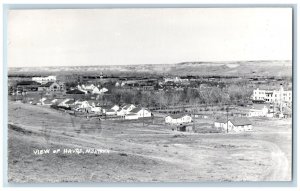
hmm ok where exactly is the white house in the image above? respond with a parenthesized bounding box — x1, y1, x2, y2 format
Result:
(84, 84, 96, 91)
(165, 114, 192, 125)
(91, 106, 102, 114)
(215, 118, 252, 132)
(91, 87, 101, 94)
(125, 108, 152, 120)
(117, 104, 136, 116)
(76, 85, 88, 94)
(42, 99, 54, 106)
(58, 99, 71, 107)
(214, 118, 227, 129)
(74, 100, 91, 109)
(99, 87, 108, 94)
(78, 84, 108, 95)
(247, 105, 269, 117)
(105, 109, 117, 116)
(64, 99, 76, 107)
(111, 105, 120, 112)
(227, 118, 253, 132)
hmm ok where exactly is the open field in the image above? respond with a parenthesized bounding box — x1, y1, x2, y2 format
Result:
(8, 101, 292, 183)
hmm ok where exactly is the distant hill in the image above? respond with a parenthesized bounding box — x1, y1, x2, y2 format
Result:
(8, 60, 292, 77)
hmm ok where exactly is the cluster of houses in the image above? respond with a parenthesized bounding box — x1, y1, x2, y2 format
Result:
(74, 84, 108, 95)
(12, 76, 65, 95)
(65, 83, 109, 96)
(12, 75, 110, 98)
(29, 97, 153, 120)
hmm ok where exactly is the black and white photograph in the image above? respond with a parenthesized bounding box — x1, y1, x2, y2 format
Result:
(6, 7, 293, 184)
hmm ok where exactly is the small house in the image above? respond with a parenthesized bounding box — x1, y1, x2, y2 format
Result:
(165, 114, 192, 125)
(176, 125, 193, 132)
(214, 118, 227, 130)
(38, 82, 64, 92)
(125, 108, 152, 120)
(247, 104, 269, 117)
(105, 109, 117, 116)
(117, 104, 136, 116)
(91, 106, 102, 114)
(74, 100, 91, 109)
(58, 99, 71, 107)
(111, 105, 120, 112)
(227, 118, 253, 132)
(64, 99, 76, 107)
(42, 99, 54, 106)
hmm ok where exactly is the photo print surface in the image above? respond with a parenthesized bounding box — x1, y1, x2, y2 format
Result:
(7, 8, 292, 183)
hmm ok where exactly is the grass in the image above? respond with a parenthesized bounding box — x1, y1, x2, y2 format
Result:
(7, 101, 292, 182)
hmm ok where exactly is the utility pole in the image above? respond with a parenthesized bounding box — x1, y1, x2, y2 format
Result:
(193, 107, 195, 132)
(143, 107, 144, 127)
(226, 106, 229, 133)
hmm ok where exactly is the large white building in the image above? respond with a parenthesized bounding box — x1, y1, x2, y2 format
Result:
(32, 76, 56, 84)
(252, 86, 292, 105)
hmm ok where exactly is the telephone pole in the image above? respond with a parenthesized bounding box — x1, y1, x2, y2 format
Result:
(226, 106, 229, 133)
(143, 107, 144, 127)
(193, 108, 195, 132)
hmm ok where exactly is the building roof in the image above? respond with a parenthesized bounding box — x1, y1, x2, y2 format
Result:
(229, 118, 252, 126)
(123, 104, 135, 110)
(40, 82, 55, 87)
(106, 109, 115, 112)
(66, 89, 85, 94)
(65, 99, 75, 104)
(17, 81, 41, 86)
(130, 107, 143, 113)
(31, 100, 41, 105)
(126, 113, 139, 116)
(43, 99, 53, 104)
(52, 98, 63, 103)
(215, 118, 227, 123)
(167, 114, 190, 119)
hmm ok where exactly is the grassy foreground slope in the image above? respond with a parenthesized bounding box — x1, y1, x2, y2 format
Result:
(8, 102, 292, 182)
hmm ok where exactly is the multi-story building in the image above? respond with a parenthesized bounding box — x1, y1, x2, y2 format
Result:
(252, 86, 292, 105)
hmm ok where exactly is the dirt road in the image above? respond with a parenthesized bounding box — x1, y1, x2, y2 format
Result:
(7, 102, 292, 182)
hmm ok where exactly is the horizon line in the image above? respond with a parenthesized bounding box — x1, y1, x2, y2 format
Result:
(8, 59, 292, 69)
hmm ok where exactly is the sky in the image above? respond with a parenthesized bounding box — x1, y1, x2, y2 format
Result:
(8, 8, 292, 68)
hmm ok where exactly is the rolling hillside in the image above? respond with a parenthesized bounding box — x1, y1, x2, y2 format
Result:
(8, 60, 292, 77)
